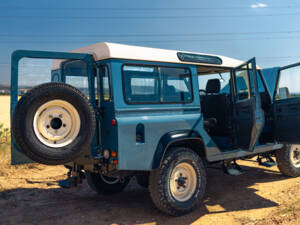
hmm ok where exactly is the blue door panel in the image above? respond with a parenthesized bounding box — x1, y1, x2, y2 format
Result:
(116, 110, 201, 170)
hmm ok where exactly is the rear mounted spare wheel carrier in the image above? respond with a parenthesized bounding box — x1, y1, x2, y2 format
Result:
(10, 50, 96, 165)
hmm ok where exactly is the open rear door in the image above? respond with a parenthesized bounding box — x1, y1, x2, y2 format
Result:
(10, 50, 95, 164)
(232, 58, 265, 150)
(271, 62, 300, 143)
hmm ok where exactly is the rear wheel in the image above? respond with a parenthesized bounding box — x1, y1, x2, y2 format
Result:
(276, 145, 300, 177)
(86, 172, 130, 195)
(149, 147, 206, 216)
(12, 82, 96, 165)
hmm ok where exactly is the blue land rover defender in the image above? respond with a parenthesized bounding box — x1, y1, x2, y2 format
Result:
(10, 42, 300, 216)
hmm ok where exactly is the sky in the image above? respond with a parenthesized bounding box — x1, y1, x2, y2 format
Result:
(1, 0, 300, 86)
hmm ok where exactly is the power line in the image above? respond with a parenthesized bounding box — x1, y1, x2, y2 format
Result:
(1, 35, 300, 44)
(1, 13, 300, 20)
(1, 6, 300, 10)
(1, 30, 300, 38)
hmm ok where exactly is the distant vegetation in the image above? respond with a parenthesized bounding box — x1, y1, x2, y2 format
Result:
(0, 123, 10, 144)
(0, 84, 10, 95)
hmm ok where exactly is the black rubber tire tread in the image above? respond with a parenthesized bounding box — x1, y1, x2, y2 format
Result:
(12, 82, 96, 165)
(149, 147, 207, 216)
(86, 172, 130, 195)
(276, 145, 300, 177)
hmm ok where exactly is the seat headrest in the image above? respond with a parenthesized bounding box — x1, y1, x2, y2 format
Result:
(206, 79, 220, 94)
(164, 85, 176, 95)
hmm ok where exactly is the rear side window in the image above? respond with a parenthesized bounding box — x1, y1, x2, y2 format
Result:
(160, 67, 192, 102)
(123, 66, 159, 103)
(122, 65, 192, 104)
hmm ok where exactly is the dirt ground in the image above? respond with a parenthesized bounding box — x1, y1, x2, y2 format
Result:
(2, 96, 300, 225)
(0, 143, 300, 225)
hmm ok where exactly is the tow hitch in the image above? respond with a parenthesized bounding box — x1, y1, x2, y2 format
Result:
(58, 165, 85, 188)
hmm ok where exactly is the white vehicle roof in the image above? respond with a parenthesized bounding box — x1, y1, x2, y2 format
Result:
(52, 42, 247, 70)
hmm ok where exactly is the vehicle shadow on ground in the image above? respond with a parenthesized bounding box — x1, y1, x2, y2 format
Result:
(0, 163, 290, 225)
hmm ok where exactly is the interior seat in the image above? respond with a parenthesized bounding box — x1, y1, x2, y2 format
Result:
(206, 79, 221, 94)
(200, 79, 232, 136)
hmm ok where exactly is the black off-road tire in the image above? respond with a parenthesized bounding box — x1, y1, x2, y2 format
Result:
(149, 147, 207, 216)
(11, 82, 96, 165)
(276, 145, 300, 177)
(86, 172, 130, 195)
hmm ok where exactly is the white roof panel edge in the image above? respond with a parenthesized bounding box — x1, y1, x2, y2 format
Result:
(52, 42, 249, 70)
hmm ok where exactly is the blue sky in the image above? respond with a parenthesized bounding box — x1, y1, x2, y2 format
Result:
(1, 0, 300, 85)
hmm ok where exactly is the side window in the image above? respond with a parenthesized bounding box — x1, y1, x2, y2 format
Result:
(123, 65, 159, 103)
(63, 60, 88, 76)
(63, 60, 89, 96)
(65, 76, 89, 96)
(122, 65, 193, 104)
(275, 65, 300, 100)
(234, 66, 253, 101)
(198, 72, 230, 94)
(160, 67, 192, 102)
(100, 66, 111, 101)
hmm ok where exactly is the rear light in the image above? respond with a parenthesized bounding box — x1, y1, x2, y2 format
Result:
(111, 151, 117, 157)
(111, 119, 117, 126)
(113, 159, 118, 165)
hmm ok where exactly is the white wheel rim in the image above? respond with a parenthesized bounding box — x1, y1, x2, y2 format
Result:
(33, 99, 81, 148)
(169, 162, 197, 202)
(290, 145, 300, 168)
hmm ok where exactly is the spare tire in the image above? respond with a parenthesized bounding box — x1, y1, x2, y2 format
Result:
(12, 82, 96, 165)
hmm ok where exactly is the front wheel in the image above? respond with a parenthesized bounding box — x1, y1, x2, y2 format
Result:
(86, 172, 130, 195)
(276, 145, 300, 177)
(149, 147, 207, 216)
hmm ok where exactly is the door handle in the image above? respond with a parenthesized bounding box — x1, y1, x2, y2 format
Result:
(136, 123, 145, 144)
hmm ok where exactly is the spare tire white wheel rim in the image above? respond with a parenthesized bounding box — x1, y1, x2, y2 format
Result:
(170, 162, 197, 202)
(33, 99, 81, 148)
(290, 146, 300, 168)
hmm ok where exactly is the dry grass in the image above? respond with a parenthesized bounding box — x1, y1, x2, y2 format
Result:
(0, 96, 10, 129)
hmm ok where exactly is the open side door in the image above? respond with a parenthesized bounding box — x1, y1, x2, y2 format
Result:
(232, 58, 265, 150)
(272, 62, 300, 143)
(10, 50, 95, 164)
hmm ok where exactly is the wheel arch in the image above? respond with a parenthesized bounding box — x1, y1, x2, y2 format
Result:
(151, 130, 206, 169)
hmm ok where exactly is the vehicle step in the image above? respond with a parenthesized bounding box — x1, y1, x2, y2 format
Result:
(257, 155, 277, 168)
